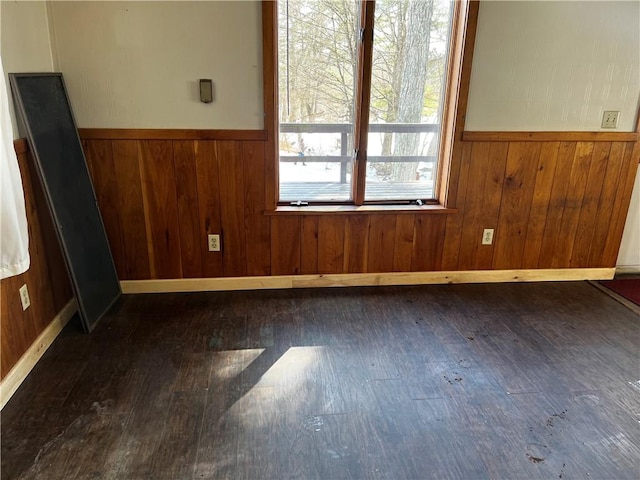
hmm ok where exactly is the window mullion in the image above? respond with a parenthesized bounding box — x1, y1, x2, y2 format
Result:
(352, 0, 375, 206)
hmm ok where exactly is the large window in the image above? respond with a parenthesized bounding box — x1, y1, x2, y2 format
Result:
(275, 0, 464, 205)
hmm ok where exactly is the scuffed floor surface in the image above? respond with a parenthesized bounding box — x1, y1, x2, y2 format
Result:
(2, 281, 639, 479)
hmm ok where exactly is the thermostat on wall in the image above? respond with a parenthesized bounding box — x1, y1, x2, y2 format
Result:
(199, 79, 214, 103)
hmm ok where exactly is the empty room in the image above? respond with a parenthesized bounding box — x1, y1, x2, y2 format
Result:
(1, 1, 639, 479)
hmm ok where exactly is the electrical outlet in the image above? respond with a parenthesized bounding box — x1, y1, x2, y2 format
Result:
(482, 229, 494, 245)
(208, 234, 221, 252)
(19, 284, 31, 311)
(601, 111, 620, 129)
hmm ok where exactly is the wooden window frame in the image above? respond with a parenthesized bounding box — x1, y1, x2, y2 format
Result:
(262, 0, 479, 211)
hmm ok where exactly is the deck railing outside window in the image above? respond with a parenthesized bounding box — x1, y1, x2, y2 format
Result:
(279, 122, 440, 203)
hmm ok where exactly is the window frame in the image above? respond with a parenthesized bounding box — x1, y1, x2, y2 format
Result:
(262, 0, 477, 210)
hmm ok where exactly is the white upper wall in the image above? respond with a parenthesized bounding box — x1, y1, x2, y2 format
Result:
(48, 1, 263, 130)
(466, 1, 640, 131)
(1, 0, 56, 139)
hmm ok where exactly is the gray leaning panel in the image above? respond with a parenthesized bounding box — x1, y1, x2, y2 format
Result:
(9, 73, 120, 332)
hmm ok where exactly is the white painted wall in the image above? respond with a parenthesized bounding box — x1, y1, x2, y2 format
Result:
(618, 170, 640, 272)
(48, 1, 263, 130)
(0, 0, 56, 139)
(466, 1, 640, 132)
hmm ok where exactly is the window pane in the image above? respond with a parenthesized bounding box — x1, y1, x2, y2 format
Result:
(278, 0, 360, 202)
(365, 0, 453, 201)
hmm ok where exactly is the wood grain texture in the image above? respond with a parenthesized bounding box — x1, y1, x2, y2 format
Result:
(537, 142, 577, 269)
(317, 216, 346, 274)
(601, 142, 640, 266)
(441, 142, 473, 270)
(85, 140, 125, 279)
(412, 215, 446, 271)
(1, 145, 73, 380)
(587, 142, 628, 266)
(4, 282, 638, 479)
(367, 215, 396, 273)
(194, 141, 223, 278)
(81, 134, 638, 281)
(344, 215, 369, 273)
(521, 142, 560, 268)
(139, 140, 182, 279)
(173, 141, 203, 278)
(549, 142, 594, 268)
(243, 142, 271, 276)
(111, 140, 151, 279)
(271, 217, 301, 275)
(217, 141, 247, 277)
(570, 142, 610, 267)
(463, 131, 639, 142)
(79, 128, 267, 141)
(300, 216, 319, 274)
(492, 142, 541, 269)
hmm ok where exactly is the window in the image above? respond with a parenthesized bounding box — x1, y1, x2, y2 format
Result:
(266, 0, 469, 206)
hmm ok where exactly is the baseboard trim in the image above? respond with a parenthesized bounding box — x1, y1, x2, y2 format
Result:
(120, 268, 615, 294)
(0, 299, 77, 410)
(616, 266, 640, 275)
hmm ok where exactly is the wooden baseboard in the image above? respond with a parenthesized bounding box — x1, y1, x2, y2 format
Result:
(120, 268, 615, 294)
(616, 265, 640, 275)
(0, 299, 77, 410)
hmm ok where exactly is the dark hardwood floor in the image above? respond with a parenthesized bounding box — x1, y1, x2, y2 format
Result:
(1, 281, 639, 479)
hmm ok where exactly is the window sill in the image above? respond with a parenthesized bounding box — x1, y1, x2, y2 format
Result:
(265, 204, 457, 216)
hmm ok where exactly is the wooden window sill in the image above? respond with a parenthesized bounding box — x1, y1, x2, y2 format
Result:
(265, 204, 457, 216)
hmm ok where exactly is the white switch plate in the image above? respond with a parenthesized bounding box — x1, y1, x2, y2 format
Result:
(601, 111, 620, 129)
(208, 234, 221, 252)
(482, 229, 494, 245)
(19, 284, 31, 311)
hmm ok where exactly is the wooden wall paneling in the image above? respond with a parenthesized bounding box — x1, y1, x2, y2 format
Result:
(343, 216, 369, 273)
(456, 142, 490, 270)
(537, 142, 577, 268)
(300, 217, 319, 274)
(463, 131, 639, 142)
(473, 142, 509, 269)
(217, 141, 248, 277)
(521, 142, 560, 268)
(271, 217, 301, 275)
(569, 142, 610, 267)
(1, 147, 72, 378)
(457, 142, 508, 270)
(492, 142, 541, 269)
(139, 140, 183, 279)
(27, 150, 73, 312)
(84, 140, 126, 279)
(111, 141, 151, 279)
(549, 142, 594, 268)
(392, 214, 415, 272)
(367, 215, 396, 273)
(79, 128, 266, 141)
(587, 142, 628, 266)
(242, 141, 271, 276)
(18, 151, 55, 334)
(194, 141, 223, 278)
(317, 216, 346, 274)
(441, 142, 473, 269)
(173, 141, 203, 278)
(1, 277, 20, 377)
(411, 215, 447, 271)
(601, 142, 640, 266)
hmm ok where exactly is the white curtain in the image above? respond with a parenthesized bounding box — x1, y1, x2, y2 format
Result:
(0, 57, 30, 279)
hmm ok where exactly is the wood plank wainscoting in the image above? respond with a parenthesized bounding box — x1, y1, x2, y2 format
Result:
(0, 140, 74, 401)
(79, 129, 639, 285)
